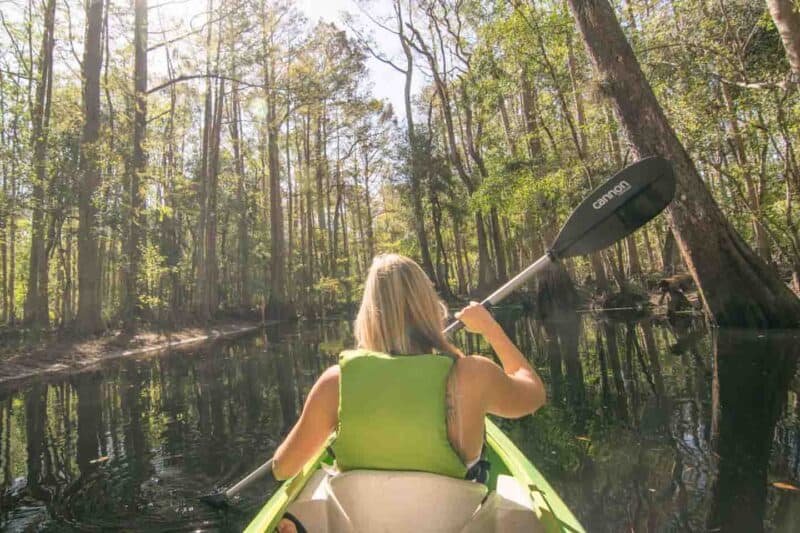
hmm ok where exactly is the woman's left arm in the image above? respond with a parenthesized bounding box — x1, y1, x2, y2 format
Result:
(272, 365, 340, 480)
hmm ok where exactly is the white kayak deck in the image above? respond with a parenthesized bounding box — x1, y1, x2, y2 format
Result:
(286, 469, 545, 532)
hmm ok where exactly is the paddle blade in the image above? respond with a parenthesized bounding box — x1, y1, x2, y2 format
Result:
(551, 157, 675, 259)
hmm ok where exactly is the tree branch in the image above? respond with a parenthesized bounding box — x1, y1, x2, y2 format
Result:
(146, 73, 263, 94)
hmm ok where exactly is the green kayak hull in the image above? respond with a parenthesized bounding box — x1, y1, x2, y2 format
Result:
(244, 419, 585, 533)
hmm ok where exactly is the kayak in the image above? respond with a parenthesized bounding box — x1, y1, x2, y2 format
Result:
(244, 418, 586, 533)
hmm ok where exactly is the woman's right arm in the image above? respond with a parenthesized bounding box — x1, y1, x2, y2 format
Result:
(455, 302, 546, 418)
(272, 365, 339, 480)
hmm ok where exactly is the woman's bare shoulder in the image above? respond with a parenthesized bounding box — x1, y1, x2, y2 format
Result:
(454, 355, 503, 380)
(321, 364, 341, 378)
(316, 365, 340, 389)
(303, 365, 340, 408)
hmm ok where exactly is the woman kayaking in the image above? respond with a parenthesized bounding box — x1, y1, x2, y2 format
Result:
(273, 253, 546, 532)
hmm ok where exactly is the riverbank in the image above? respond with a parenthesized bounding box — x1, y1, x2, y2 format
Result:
(0, 321, 266, 388)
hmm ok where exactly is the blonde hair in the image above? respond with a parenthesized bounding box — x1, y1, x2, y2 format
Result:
(354, 254, 462, 357)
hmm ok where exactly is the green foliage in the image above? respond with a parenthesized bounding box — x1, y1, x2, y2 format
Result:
(0, 0, 798, 328)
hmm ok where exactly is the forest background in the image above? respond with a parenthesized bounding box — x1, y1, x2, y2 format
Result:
(1, 0, 800, 338)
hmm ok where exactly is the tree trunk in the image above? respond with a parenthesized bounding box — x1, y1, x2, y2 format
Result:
(408, 142, 437, 285)
(407, 26, 494, 289)
(24, 0, 56, 326)
(429, 179, 452, 298)
(204, 76, 223, 317)
(566, 31, 588, 155)
(767, 0, 800, 79)
(331, 115, 344, 278)
(305, 114, 315, 299)
(76, 0, 105, 334)
(362, 161, 375, 260)
(395, 6, 437, 285)
(625, 236, 641, 276)
(8, 124, 16, 324)
(315, 114, 328, 275)
(195, 83, 211, 320)
(286, 108, 294, 302)
(606, 104, 643, 277)
(520, 66, 543, 161)
(0, 71, 7, 323)
(230, 82, 249, 308)
(452, 216, 468, 294)
(567, 0, 800, 327)
(161, 72, 181, 322)
(351, 159, 366, 276)
(194, 1, 222, 323)
(489, 208, 508, 283)
(124, 0, 147, 330)
(662, 228, 678, 274)
(720, 83, 770, 260)
(266, 52, 288, 318)
(642, 227, 656, 270)
(461, 82, 502, 287)
(475, 212, 495, 293)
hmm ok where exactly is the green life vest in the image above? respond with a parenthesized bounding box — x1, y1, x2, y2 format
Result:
(331, 349, 467, 479)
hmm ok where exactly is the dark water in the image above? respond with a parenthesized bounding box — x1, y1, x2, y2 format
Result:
(1, 314, 799, 532)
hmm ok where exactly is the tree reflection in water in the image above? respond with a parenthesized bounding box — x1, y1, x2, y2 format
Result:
(708, 331, 799, 533)
(0, 317, 799, 531)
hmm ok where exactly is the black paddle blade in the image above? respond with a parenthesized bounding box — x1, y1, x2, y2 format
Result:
(550, 156, 675, 259)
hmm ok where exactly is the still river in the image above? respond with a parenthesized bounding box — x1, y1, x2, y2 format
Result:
(1, 312, 799, 532)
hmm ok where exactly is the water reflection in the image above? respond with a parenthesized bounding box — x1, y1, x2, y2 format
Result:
(708, 331, 799, 533)
(0, 316, 798, 532)
(477, 316, 800, 532)
(0, 321, 348, 531)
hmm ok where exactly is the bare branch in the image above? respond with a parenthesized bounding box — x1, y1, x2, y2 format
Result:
(146, 73, 263, 94)
(0, 9, 30, 77)
(344, 16, 407, 74)
(63, 0, 84, 69)
(0, 67, 33, 80)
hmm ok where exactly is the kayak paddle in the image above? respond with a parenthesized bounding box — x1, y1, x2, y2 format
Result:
(201, 156, 675, 508)
(444, 155, 676, 335)
(200, 457, 274, 508)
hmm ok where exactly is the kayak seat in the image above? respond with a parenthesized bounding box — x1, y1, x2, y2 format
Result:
(460, 475, 546, 533)
(329, 470, 488, 532)
(285, 470, 543, 532)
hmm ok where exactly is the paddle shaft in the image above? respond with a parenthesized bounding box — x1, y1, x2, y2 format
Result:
(224, 457, 273, 499)
(443, 254, 555, 336)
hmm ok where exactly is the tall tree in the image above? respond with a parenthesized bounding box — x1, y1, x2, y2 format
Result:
(395, 1, 437, 286)
(405, 11, 496, 292)
(124, 0, 148, 330)
(23, 0, 56, 326)
(195, 0, 224, 322)
(566, 0, 800, 327)
(230, 81, 250, 309)
(265, 40, 287, 317)
(0, 70, 8, 323)
(76, 0, 105, 334)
